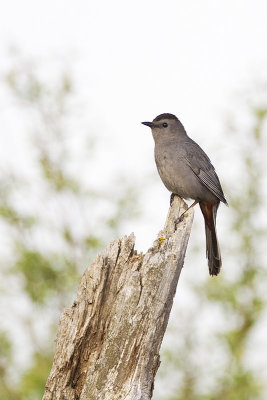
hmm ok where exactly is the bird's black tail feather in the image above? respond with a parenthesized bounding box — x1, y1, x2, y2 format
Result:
(199, 201, 221, 276)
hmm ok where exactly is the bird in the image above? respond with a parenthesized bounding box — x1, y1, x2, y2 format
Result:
(142, 113, 228, 276)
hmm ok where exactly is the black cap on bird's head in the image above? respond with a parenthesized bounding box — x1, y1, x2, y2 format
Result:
(142, 113, 178, 128)
(141, 113, 186, 136)
(153, 113, 178, 122)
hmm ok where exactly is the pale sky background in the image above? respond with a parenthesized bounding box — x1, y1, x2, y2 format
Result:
(1, 0, 267, 251)
(0, 0, 267, 397)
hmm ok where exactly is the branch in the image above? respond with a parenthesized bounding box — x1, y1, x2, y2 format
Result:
(43, 195, 194, 400)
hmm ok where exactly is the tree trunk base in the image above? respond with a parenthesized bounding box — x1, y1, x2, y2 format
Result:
(43, 195, 194, 400)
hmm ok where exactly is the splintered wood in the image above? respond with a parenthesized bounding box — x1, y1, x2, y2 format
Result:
(43, 196, 193, 400)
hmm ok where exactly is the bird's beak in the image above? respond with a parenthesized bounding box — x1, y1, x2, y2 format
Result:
(141, 121, 153, 128)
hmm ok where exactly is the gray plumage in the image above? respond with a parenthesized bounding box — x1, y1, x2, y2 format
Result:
(142, 113, 227, 275)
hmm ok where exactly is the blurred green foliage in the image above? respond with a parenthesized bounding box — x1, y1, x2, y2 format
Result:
(0, 55, 140, 399)
(156, 94, 267, 399)
(19, 352, 53, 400)
(1, 54, 266, 400)
(14, 249, 77, 305)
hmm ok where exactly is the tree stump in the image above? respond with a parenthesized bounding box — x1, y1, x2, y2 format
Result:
(43, 195, 194, 400)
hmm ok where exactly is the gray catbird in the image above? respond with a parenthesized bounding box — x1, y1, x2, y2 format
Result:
(142, 113, 227, 276)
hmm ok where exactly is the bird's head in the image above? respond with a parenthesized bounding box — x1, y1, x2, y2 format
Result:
(142, 113, 186, 141)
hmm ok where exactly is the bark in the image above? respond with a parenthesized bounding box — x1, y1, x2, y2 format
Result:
(43, 195, 194, 400)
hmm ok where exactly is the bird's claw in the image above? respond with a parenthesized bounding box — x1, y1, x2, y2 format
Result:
(174, 214, 185, 230)
(170, 193, 175, 206)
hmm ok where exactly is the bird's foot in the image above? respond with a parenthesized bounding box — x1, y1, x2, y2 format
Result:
(174, 213, 185, 230)
(174, 200, 198, 229)
(170, 193, 176, 206)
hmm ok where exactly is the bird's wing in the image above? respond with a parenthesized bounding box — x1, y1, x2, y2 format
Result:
(183, 139, 228, 204)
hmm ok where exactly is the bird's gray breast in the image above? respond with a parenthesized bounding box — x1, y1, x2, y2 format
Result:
(154, 142, 192, 198)
(154, 141, 213, 201)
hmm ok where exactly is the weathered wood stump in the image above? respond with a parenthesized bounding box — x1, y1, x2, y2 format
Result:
(43, 196, 193, 400)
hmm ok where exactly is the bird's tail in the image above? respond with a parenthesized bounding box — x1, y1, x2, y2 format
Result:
(199, 201, 221, 276)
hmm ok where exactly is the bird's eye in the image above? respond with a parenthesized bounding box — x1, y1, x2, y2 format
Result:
(162, 122, 168, 128)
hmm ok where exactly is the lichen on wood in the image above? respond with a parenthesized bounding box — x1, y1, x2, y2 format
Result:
(43, 195, 193, 400)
